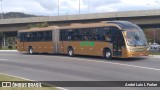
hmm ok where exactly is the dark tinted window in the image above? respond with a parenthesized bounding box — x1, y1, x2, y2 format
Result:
(60, 27, 113, 41)
(19, 33, 27, 42)
(32, 32, 38, 41)
(45, 31, 52, 41)
(60, 30, 68, 41)
(18, 30, 52, 42)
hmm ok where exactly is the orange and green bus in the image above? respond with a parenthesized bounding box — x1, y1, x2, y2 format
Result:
(17, 21, 149, 59)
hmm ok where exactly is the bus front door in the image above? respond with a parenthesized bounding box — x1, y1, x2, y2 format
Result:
(112, 29, 123, 57)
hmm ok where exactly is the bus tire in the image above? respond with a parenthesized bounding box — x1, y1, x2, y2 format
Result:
(104, 49, 112, 60)
(28, 47, 34, 55)
(68, 47, 74, 57)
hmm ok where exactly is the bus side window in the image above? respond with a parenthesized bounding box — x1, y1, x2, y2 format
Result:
(30, 33, 34, 42)
(33, 32, 38, 41)
(38, 32, 45, 41)
(97, 27, 111, 42)
(67, 29, 74, 41)
(74, 29, 83, 41)
(104, 33, 111, 41)
(83, 36, 89, 40)
(75, 29, 80, 35)
(60, 30, 66, 41)
(103, 27, 111, 41)
(45, 31, 52, 41)
(68, 35, 72, 40)
(26, 32, 32, 42)
(20, 33, 25, 42)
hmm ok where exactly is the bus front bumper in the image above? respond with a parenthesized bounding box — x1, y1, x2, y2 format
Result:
(127, 51, 149, 58)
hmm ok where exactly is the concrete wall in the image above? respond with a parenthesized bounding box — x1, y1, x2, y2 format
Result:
(1, 9, 160, 32)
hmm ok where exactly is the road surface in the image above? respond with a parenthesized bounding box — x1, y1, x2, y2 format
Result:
(0, 51, 160, 90)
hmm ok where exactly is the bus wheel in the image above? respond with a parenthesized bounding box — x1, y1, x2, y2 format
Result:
(104, 49, 112, 60)
(28, 47, 34, 55)
(68, 47, 74, 57)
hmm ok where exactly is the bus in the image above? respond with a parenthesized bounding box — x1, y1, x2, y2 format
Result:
(17, 21, 149, 59)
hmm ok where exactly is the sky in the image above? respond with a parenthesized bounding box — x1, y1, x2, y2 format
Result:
(1, 0, 160, 16)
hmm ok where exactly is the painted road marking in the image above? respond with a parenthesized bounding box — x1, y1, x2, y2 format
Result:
(148, 56, 160, 59)
(0, 59, 8, 61)
(53, 56, 160, 71)
(0, 73, 68, 90)
(0, 54, 18, 56)
(0, 50, 17, 52)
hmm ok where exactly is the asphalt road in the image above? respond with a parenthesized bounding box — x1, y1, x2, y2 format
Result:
(0, 51, 160, 90)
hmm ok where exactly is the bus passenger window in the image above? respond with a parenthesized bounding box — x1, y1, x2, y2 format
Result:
(84, 36, 89, 40)
(26, 33, 32, 42)
(33, 32, 38, 41)
(38, 32, 45, 41)
(97, 35, 104, 41)
(92, 35, 98, 41)
(45, 31, 52, 41)
(68, 36, 72, 40)
(20, 33, 26, 42)
(104, 33, 111, 41)
(67, 29, 74, 41)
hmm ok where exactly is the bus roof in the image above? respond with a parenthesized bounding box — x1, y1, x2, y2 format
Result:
(19, 21, 137, 32)
(106, 21, 140, 29)
(59, 22, 119, 30)
(19, 26, 59, 32)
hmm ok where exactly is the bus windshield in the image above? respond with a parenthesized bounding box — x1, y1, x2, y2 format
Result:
(126, 28, 147, 46)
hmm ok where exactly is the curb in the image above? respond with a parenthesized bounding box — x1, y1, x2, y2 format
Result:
(149, 55, 160, 56)
(148, 55, 160, 58)
(0, 50, 18, 52)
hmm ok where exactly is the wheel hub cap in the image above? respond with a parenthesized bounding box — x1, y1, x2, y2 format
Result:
(106, 52, 110, 57)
